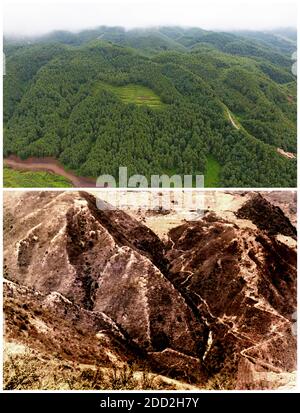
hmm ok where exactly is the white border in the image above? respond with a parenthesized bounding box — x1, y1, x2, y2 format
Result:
(0, 0, 299, 395)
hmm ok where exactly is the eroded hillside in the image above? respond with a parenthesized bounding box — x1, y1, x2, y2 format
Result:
(3, 191, 297, 390)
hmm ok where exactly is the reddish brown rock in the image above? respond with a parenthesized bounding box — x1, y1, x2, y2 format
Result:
(166, 212, 296, 386)
(236, 193, 296, 239)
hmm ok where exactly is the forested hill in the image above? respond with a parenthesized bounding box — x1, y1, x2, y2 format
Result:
(4, 26, 297, 187)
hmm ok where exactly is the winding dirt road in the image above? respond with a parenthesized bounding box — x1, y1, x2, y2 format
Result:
(227, 110, 239, 130)
(226, 111, 296, 160)
(276, 148, 296, 160)
(4, 155, 97, 188)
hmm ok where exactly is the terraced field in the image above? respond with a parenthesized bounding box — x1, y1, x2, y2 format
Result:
(97, 83, 164, 108)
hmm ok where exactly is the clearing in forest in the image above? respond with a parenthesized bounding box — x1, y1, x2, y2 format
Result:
(204, 155, 221, 187)
(97, 82, 164, 108)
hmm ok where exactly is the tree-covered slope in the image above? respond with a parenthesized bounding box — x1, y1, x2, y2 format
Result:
(154, 47, 296, 152)
(4, 27, 297, 187)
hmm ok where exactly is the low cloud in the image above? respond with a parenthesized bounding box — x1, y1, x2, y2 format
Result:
(4, 0, 297, 37)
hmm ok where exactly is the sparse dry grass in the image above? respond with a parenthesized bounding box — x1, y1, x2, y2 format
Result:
(204, 372, 236, 390)
(3, 347, 160, 390)
(4, 346, 238, 390)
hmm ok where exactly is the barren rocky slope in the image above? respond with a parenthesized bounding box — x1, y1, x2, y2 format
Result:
(3, 191, 297, 389)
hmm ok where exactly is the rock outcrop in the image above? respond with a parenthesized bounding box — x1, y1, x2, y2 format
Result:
(236, 193, 296, 239)
(165, 212, 296, 389)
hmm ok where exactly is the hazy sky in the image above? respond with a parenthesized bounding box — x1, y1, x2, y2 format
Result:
(4, 0, 297, 36)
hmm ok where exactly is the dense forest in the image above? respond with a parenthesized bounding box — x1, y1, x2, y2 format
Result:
(4, 26, 297, 187)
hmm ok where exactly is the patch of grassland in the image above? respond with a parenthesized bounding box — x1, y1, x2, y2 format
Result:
(204, 155, 221, 187)
(3, 167, 73, 188)
(97, 82, 164, 108)
(3, 346, 173, 390)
